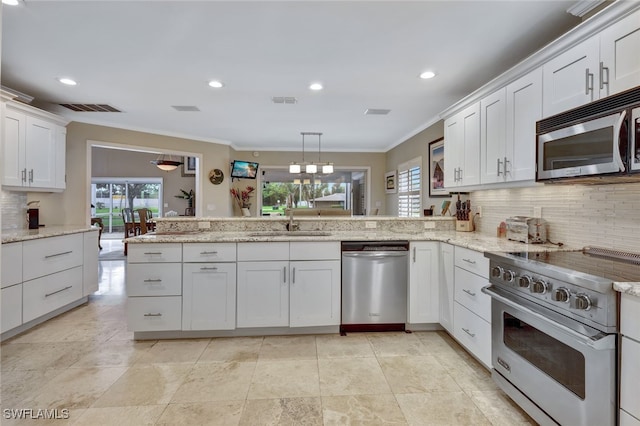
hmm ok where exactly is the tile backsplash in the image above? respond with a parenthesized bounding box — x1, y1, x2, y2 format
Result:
(1, 190, 27, 231)
(471, 182, 640, 253)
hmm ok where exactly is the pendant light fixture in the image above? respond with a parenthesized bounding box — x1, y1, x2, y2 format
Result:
(317, 132, 334, 174)
(151, 154, 183, 171)
(289, 132, 333, 174)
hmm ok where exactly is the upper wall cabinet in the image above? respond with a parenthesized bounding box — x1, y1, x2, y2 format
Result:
(543, 9, 640, 117)
(444, 103, 480, 188)
(2, 101, 68, 192)
(481, 68, 542, 185)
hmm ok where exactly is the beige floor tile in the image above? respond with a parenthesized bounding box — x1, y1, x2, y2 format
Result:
(432, 351, 497, 392)
(259, 335, 317, 361)
(171, 361, 256, 402)
(318, 358, 391, 396)
(73, 405, 166, 426)
(248, 360, 320, 399)
(396, 392, 491, 426)
(134, 339, 210, 364)
(7, 319, 122, 344)
(239, 397, 322, 426)
(322, 394, 408, 425)
(158, 401, 244, 426)
(70, 340, 155, 368)
(1, 342, 91, 371)
(378, 356, 462, 393)
(23, 367, 128, 410)
(316, 334, 375, 359)
(469, 390, 536, 426)
(366, 332, 428, 357)
(91, 364, 192, 407)
(198, 336, 263, 363)
(414, 331, 466, 355)
(0, 369, 65, 408)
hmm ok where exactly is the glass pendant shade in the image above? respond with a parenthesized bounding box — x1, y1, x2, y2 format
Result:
(151, 154, 183, 172)
(305, 164, 317, 174)
(289, 163, 301, 173)
(322, 163, 334, 173)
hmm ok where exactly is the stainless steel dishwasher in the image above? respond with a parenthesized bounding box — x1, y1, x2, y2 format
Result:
(341, 241, 409, 334)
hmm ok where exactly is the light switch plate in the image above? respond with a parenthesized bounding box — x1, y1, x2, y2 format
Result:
(198, 221, 211, 229)
(533, 206, 542, 218)
(365, 221, 377, 229)
(424, 221, 436, 229)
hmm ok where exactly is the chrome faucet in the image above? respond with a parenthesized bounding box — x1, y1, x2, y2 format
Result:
(287, 208, 298, 232)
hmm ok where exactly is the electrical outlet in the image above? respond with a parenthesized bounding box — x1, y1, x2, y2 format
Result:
(198, 221, 211, 229)
(164, 203, 169, 208)
(423, 221, 436, 229)
(533, 206, 542, 218)
(365, 221, 377, 229)
(477, 205, 482, 217)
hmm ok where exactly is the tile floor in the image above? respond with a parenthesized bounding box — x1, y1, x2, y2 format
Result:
(0, 260, 535, 425)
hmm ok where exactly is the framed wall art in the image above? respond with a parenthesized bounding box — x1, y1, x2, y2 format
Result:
(428, 137, 448, 197)
(385, 170, 397, 194)
(182, 156, 196, 176)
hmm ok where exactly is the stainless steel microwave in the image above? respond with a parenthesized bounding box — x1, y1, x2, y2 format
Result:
(536, 87, 640, 182)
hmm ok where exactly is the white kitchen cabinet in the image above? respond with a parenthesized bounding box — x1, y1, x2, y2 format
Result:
(481, 69, 541, 185)
(408, 241, 440, 324)
(439, 243, 454, 334)
(2, 101, 67, 191)
(444, 103, 480, 188)
(1, 284, 22, 333)
(290, 260, 340, 327)
(22, 266, 83, 323)
(1, 241, 22, 289)
(183, 242, 236, 262)
(237, 260, 289, 328)
(127, 243, 182, 263)
(126, 263, 182, 297)
(127, 296, 182, 332)
(599, 9, 640, 99)
(23, 233, 83, 282)
(183, 263, 236, 331)
(453, 301, 491, 368)
(83, 231, 99, 296)
(620, 293, 640, 424)
(454, 267, 491, 323)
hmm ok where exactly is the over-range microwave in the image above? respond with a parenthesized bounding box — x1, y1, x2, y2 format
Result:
(536, 86, 640, 183)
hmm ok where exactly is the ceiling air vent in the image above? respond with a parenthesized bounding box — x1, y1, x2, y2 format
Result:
(171, 105, 200, 112)
(60, 103, 121, 112)
(272, 97, 298, 104)
(365, 108, 391, 115)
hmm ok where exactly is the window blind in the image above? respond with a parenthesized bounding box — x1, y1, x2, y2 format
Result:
(397, 157, 422, 217)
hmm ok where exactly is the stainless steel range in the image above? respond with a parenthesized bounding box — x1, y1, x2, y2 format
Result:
(483, 247, 640, 426)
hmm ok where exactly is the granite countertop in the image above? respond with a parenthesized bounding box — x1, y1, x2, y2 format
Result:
(1, 225, 97, 244)
(614, 282, 640, 297)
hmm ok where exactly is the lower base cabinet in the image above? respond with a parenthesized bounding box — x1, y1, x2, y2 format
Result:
(453, 301, 491, 368)
(22, 266, 83, 323)
(290, 260, 340, 327)
(127, 296, 182, 332)
(182, 263, 236, 330)
(1, 284, 22, 333)
(237, 261, 289, 328)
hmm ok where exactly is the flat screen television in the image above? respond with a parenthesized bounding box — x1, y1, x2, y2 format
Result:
(230, 160, 259, 179)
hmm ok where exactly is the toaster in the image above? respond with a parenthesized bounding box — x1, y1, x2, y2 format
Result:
(506, 216, 547, 244)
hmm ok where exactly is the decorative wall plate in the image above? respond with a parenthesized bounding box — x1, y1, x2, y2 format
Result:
(208, 168, 224, 185)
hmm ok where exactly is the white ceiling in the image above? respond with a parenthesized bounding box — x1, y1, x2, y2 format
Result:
(1, 0, 581, 152)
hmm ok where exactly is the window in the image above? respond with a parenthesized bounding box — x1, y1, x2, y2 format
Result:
(398, 157, 421, 217)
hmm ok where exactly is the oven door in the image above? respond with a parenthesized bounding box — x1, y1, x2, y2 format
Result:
(483, 285, 616, 426)
(631, 106, 640, 172)
(537, 111, 627, 180)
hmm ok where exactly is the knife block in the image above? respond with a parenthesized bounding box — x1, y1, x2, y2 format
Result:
(456, 219, 474, 232)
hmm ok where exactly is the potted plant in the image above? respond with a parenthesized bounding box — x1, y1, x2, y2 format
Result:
(230, 186, 255, 216)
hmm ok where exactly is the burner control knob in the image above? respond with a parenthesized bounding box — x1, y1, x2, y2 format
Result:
(552, 287, 571, 303)
(503, 270, 516, 283)
(530, 279, 548, 294)
(491, 266, 504, 279)
(573, 294, 592, 311)
(518, 275, 532, 289)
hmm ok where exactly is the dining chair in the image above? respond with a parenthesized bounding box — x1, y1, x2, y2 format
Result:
(135, 208, 150, 235)
(122, 208, 138, 237)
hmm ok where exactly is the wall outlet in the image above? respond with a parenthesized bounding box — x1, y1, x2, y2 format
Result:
(164, 203, 169, 208)
(198, 221, 211, 229)
(477, 205, 482, 217)
(423, 221, 436, 229)
(365, 221, 377, 229)
(533, 206, 542, 218)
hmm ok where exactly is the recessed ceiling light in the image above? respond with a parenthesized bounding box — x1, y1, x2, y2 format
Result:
(2, 0, 20, 5)
(419, 71, 436, 79)
(58, 78, 77, 86)
(309, 83, 323, 91)
(208, 80, 224, 88)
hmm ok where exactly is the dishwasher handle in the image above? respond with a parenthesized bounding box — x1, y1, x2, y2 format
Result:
(342, 251, 408, 258)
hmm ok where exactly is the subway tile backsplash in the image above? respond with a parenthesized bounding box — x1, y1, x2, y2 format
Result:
(471, 182, 640, 253)
(1, 190, 27, 231)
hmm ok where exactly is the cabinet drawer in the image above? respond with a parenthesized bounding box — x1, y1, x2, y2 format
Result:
(453, 301, 491, 369)
(1, 242, 22, 288)
(126, 263, 182, 296)
(621, 336, 640, 420)
(290, 241, 340, 261)
(454, 246, 489, 278)
(1, 284, 22, 333)
(127, 296, 182, 332)
(621, 293, 640, 342)
(454, 267, 491, 322)
(237, 242, 289, 261)
(621, 409, 640, 426)
(23, 234, 83, 281)
(22, 266, 83, 323)
(128, 243, 182, 263)
(183, 243, 236, 262)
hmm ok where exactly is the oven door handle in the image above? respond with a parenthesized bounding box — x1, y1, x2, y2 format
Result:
(613, 109, 626, 172)
(482, 285, 614, 350)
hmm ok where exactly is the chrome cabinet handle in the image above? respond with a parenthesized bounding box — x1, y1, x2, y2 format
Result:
(143, 313, 162, 317)
(462, 288, 476, 297)
(462, 258, 476, 265)
(28, 169, 34, 183)
(283, 266, 287, 283)
(599, 61, 609, 90)
(504, 157, 510, 175)
(21, 168, 27, 183)
(497, 158, 503, 176)
(413, 247, 416, 263)
(45, 285, 72, 298)
(200, 251, 218, 255)
(462, 327, 476, 338)
(292, 267, 296, 284)
(200, 267, 218, 271)
(144, 252, 163, 255)
(143, 279, 162, 283)
(585, 68, 594, 95)
(45, 250, 73, 259)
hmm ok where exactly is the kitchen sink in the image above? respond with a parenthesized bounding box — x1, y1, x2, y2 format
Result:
(248, 231, 333, 237)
